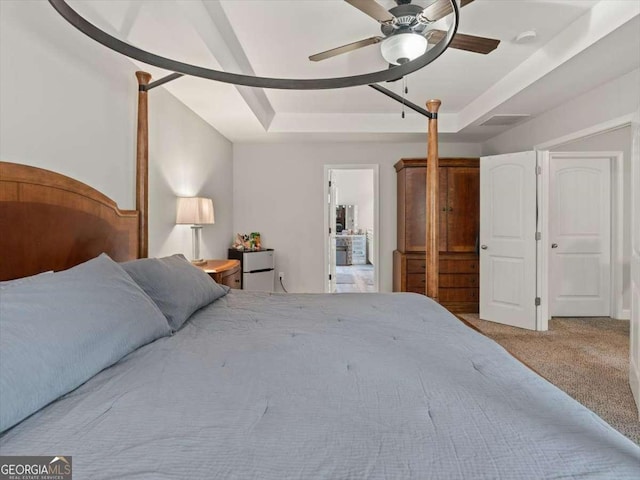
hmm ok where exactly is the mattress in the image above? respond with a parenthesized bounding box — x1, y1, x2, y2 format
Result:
(1, 291, 639, 479)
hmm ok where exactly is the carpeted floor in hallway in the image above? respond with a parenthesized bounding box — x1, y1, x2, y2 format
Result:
(458, 314, 640, 445)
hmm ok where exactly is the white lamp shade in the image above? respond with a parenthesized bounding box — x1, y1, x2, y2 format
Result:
(381, 33, 428, 65)
(176, 197, 215, 225)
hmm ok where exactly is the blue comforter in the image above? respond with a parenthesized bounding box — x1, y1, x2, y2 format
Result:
(1, 291, 639, 478)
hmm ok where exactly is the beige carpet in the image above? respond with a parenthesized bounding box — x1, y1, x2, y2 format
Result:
(458, 314, 640, 445)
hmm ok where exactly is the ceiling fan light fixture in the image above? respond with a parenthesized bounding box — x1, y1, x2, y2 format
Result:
(381, 33, 428, 66)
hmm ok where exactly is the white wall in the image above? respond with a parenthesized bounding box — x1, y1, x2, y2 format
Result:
(630, 107, 640, 416)
(0, 0, 232, 260)
(149, 88, 233, 259)
(482, 70, 639, 314)
(333, 169, 374, 231)
(233, 142, 481, 293)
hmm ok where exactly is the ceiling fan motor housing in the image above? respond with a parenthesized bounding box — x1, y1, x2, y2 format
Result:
(382, 4, 429, 37)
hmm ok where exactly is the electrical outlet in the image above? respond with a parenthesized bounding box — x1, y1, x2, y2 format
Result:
(279, 272, 285, 280)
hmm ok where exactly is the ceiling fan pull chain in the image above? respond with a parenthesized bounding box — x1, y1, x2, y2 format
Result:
(401, 76, 406, 119)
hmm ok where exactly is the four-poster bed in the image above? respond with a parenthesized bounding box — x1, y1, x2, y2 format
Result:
(132, 70, 445, 300)
(2, 68, 640, 480)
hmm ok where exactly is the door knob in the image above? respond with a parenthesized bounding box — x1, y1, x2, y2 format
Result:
(551, 243, 558, 249)
(481, 245, 488, 250)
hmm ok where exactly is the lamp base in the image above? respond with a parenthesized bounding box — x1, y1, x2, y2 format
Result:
(190, 225, 204, 265)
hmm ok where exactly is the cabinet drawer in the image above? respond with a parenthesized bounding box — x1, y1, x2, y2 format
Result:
(439, 259, 478, 274)
(439, 274, 478, 288)
(221, 270, 241, 289)
(407, 259, 426, 273)
(439, 288, 478, 302)
(442, 302, 479, 314)
(406, 285, 426, 295)
(407, 273, 426, 289)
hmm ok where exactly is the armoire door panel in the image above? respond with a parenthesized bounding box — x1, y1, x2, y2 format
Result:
(447, 167, 480, 252)
(404, 167, 426, 252)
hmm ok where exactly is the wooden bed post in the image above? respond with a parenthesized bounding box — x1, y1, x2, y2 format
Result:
(426, 99, 442, 301)
(135, 71, 151, 258)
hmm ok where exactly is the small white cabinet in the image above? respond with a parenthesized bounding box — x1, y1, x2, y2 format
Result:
(350, 235, 366, 265)
(337, 234, 367, 265)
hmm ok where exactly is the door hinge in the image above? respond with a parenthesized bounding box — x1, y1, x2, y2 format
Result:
(329, 180, 332, 187)
(535, 232, 542, 241)
(536, 166, 542, 175)
(535, 297, 541, 306)
(329, 227, 332, 234)
(329, 274, 332, 280)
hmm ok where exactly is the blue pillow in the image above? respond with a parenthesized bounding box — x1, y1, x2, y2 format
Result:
(0, 254, 171, 433)
(121, 254, 228, 331)
(0, 271, 52, 289)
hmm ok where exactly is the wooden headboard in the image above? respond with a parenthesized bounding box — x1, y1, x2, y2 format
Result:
(0, 162, 140, 280)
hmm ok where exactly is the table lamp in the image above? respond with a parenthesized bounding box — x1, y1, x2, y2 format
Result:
(176, 197, 214, 265)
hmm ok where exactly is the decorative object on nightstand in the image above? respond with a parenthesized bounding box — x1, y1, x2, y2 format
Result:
(197, 259, 241, 289)
(176, 197, 214, 266)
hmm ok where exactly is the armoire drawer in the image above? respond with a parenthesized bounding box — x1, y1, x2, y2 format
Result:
(406, 285, 426, 295)
(439, 274, 478, 288)
(407, 259, 426, 273)
(439, 288, 478, 302)
(407, 273, 426, 289)
(439, 259, 478, 274)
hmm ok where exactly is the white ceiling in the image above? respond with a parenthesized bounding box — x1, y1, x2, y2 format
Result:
(69, 0, 640, 142)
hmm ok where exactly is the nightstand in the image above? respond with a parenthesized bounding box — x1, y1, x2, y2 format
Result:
(197, 259, 241, 289)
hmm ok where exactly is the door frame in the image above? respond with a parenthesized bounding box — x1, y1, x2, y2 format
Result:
(537, 151, 624, 329)
(323, 164, 380, 293)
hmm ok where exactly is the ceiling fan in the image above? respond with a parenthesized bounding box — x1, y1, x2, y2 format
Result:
(309, 0, 500, 65)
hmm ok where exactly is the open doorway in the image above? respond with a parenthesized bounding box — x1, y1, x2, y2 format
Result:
(323, 165, 379, 293)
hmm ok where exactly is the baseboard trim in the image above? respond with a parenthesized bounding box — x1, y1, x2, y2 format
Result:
(630, 359, 640, 420)
(619, 309, 631, 320)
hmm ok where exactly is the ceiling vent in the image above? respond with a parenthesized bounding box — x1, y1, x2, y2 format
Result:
(479, 114, 531, 126)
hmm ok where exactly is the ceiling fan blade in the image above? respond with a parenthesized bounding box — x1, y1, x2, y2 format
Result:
(429, 30, 500, 54)
(309, 36, 383, 62)
(345, 0, 396, 24)
(421, 0, 475, 23)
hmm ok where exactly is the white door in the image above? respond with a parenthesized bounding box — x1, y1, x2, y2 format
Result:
(630, 108, 640, 416)
(328, 171, 337, 293)
(549, 156, 610, 316)
(480, 151, 538, 330)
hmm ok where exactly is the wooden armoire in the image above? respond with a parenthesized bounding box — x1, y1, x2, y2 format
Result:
(393, 158, 480, 313)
